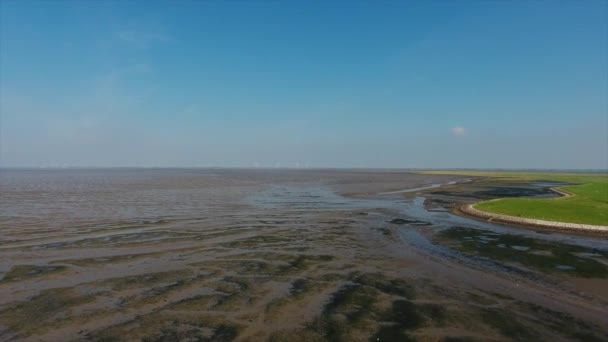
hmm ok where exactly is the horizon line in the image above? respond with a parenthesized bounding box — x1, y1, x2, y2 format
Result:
(1, 166, 607, 173)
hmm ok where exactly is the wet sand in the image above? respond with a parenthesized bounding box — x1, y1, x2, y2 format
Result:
(0, 169, 607, 341)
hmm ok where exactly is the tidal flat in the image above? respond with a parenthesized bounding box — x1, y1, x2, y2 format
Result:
(0, 169, 607, 341)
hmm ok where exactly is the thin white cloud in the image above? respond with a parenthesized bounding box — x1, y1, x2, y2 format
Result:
(452, 127, 466, 137)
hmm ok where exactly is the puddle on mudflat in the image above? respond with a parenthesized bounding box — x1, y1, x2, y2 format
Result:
(556, 265, 576, 271)
(246, 185, 406, 212)
(378, 183, 441, 195)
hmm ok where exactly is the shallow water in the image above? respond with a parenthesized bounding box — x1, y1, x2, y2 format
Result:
(247, 185, 406, 212)
(246, 181, 608, 277)
(378, 183, 441, 195)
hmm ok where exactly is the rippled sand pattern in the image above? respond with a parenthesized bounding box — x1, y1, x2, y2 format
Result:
(1, 169, 607, 341)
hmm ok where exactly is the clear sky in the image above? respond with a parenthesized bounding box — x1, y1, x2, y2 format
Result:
(1, 1, 607, 169)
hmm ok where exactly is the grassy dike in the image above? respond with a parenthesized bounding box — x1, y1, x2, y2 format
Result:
(422, 171, 608, 226)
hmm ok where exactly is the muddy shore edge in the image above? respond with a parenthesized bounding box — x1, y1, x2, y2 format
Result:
(456, 187, 608, 235)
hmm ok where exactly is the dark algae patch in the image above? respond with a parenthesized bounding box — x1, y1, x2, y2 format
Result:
(141, 323, 237, 342)
(353, 272, 416, 299)
(436, 227, 608, 278)
(0, 287, 95, 336)
(517, 302, 608, 341)
(93, 316, 241, 342)
(201, 254, 334, 277)
(323, 284, 378, 324)
(295, 273, 419, 341)
(481, 308, 538, 341)
(416, 303, 447, 325)
(289, 278, 312, 296)
(388, 218, 432, 226)
(0, 264, 67, 282)
(294, 273, 453, 341)
(372, 300, 423, 342)
(305, 283, 379, 341)
(370, 300, 448, 341)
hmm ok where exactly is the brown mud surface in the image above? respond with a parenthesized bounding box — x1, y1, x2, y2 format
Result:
(0, 169, 607, 341)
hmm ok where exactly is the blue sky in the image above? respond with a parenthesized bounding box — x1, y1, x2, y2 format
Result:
(1, 1, 606, 169)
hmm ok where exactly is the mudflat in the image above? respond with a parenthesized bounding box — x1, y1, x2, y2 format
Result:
(0, 169, 607, 341)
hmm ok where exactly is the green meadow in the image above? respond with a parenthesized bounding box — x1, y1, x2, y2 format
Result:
(422, 171, 608, 226)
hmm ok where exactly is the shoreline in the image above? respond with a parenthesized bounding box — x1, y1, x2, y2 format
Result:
(456, 186, 608, 235)
(377, 178, 473, 196)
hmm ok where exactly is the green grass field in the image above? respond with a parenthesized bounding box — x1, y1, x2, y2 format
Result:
(422, 171, 608, 226)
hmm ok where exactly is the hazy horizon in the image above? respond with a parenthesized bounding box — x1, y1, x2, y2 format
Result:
(1, 1, 607, 169)
(1, 166, 606, 173)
